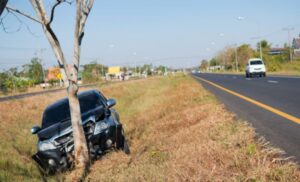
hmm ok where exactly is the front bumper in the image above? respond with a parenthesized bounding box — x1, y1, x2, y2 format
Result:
(32, 122, 124, 174)
(32, 148, 67, 173)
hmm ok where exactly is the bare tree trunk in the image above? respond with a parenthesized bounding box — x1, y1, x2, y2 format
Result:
(29, 0, 94, 179)
(68, 81, 89, 169)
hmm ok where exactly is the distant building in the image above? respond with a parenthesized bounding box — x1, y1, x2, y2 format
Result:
(268, 48, 286, 55)
(106, 66, 124, 80)
(47, 67, 60, 81)
(208, 65, 224, 71)
(108, 66, 121, 75)
(46, 65, 82, 86)
(293, 34, 300, 57)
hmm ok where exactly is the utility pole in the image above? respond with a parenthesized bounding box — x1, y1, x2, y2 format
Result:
(259, 40, 262, 60)
(235, 44, 238, 72)
(133, 52, 137, 75)
(39, 48, 46, 85)
(251, 37, 263, 60)
(283, 27, 295, 62)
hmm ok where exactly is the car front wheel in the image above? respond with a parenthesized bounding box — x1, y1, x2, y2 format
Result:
(116, 129, 130, 155)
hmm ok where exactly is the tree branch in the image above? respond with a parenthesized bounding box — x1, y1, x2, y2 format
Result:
(78, 0, 93, 35)
(1, 7, 39, 37)
(5, 5, 42, 24)
(71, 0, 93, 82)
(30, 0, 70, 84)
(48, 0, 62, 25)
(48, 0, 73, 25)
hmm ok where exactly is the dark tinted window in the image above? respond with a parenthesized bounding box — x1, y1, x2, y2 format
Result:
(42, 91, 105, 128)
(79, 92, 103, 113)
(250, 60, 263, 65)
(42, 100, 70, 128)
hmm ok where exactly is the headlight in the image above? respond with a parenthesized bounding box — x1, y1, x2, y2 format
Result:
(38, 141, 56, 151)
(94, 122, 109, 135)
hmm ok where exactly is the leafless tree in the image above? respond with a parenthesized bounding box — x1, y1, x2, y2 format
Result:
(1, 0, 94, 179)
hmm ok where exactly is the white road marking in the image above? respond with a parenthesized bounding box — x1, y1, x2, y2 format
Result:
(268, 80, 278, 84)
(246, 78, 252, 81)
(268, 75, 300, 79)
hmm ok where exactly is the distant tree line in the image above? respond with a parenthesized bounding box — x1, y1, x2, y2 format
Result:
(0, 57, 44, 93)
(0, 58, 171, 93)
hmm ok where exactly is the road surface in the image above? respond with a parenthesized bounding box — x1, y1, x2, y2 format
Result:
(193, 73, 300, 163)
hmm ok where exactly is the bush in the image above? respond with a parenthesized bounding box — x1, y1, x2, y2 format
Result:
(3, 77, 34, 92)
(266, 61, 281, 72)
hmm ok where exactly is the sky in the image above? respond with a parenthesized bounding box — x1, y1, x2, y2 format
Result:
(1, 0, 300, 70)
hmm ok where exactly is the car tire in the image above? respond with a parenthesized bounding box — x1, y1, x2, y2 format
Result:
(123, 138, 130, 155)
(117, 129, 130, 155)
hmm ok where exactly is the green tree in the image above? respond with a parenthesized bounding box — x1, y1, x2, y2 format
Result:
(154, 65, 168, 75)
(200, 60, 209, 71)
(141, 64, 152, 75)
(257, 40, 271, 58)
(23, 57, 44, 84)
(209, 58, 219, 66)
(237, 44, 254, 69)
(82, 61, 107, 83)
(0, 72, 9, 92)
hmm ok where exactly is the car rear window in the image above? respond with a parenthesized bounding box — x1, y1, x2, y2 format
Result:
(250, 60, 263, 65)
(41, 91, 105, 128)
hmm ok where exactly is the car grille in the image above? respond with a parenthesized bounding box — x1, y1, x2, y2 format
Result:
(55, 132, 73, 145)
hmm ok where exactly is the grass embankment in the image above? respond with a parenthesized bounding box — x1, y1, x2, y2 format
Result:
(0, 75, 299, 181)
(271, 60, 300, 76)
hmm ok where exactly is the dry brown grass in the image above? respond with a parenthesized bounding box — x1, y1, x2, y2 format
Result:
(85, 75, 300, 182)
(0, 75, 299, 181)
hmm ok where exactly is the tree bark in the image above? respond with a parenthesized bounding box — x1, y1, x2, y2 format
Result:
(67, 81, 89, 169)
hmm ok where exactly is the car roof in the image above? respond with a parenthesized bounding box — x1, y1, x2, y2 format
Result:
(44, 89, 99, 111)
(249, 58, 263, 62)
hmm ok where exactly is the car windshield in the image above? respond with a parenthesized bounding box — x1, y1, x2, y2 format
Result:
(41, 92, 105, 128)
(250, 60, 263, 65)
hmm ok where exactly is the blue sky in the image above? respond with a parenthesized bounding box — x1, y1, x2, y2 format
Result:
(1, 0, 300, 70)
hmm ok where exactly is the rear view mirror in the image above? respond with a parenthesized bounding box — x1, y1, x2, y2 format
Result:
(107, 98, 116, 108)
(31, 126, 41, 134)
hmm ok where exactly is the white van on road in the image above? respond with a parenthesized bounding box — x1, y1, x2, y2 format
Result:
(245, 58, 266, 78)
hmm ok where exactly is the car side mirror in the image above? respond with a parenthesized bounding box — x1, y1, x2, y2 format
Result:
(107, 98, 116, 108)
(31, 126, 41, 134)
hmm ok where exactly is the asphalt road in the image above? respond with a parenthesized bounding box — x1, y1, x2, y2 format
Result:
(193, 73, 300, 163)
